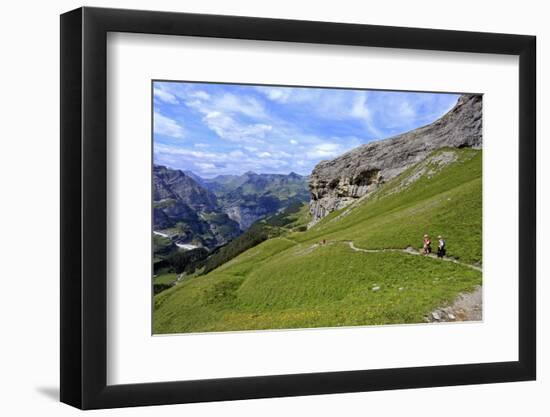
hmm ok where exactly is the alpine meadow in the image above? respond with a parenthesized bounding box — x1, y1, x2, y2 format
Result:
(152, 82, 482, 334)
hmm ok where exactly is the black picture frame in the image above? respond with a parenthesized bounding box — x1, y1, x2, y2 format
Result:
(60, 6, 536, 410)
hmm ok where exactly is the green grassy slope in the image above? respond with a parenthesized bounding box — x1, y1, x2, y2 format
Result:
(154, 273, 177, 285)
(154, 148, 482, 333)
(202, 201, 310, 274)
(298, 148, 482, 265)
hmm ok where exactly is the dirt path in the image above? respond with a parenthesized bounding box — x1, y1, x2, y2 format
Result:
(427, 286, 482, 322)
(333, 240, 482, 322)
(343, 240, 482, 272)
(301, 239, 483, 321)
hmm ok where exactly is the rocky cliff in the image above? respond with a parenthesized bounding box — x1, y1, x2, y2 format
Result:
(308, 94, 482, 223)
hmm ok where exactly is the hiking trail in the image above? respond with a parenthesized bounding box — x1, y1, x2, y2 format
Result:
(332, 239, 483, 322)
(318, 240, 482, 272)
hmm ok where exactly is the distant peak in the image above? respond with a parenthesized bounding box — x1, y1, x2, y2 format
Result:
(183, 169, 203, 179)
(244, 171, 257, 176)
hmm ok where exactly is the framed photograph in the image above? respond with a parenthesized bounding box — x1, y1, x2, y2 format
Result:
(60, 7, 536, 409)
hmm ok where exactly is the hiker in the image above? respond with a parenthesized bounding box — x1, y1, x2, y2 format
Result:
(423, 234, 432, 255)
(437, 235, 446, 258)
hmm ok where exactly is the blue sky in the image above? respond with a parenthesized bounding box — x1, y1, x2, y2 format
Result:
(153, 81, 459, 178)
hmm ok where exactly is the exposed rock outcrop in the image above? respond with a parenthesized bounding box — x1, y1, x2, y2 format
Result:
(308, 94, 482, 223)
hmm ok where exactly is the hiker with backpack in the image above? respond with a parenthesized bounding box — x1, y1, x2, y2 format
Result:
(437, 235, 446, 258)
(422, 234, 432, 255)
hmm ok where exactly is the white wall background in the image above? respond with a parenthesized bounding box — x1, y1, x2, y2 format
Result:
(0, 0, 545, 415)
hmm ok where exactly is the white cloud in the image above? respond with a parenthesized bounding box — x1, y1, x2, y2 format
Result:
(154, 112, 185, 138)
(189, 90, 210, 100)
(153, 88, 178, 104)
(202, 111, 272, 142)
(196, 162, 216, 170)
(153, 82, 459, 177)
(307, 143, 341, 159)
(185, 91, 266, 119)
(256, 86, 324, 105)
(213, 93, 266, 118)
(305, 137, 362, 161)
(256, 87, 294, 103)
(154, 143, 292, 177)
(181, 90, 273, 142)
(255, 87, 386, 139)
(229, 150, 246, 158)
(155, 144, 221, 160)
(154, 84, 375, 175)
(396, 100, 416, 120)
(262, 88, 373, 124)
(350, 92, 370, 119)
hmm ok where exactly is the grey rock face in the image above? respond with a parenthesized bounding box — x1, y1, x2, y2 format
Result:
(308, 94, 482, 223)
(154, 165, 218, 213)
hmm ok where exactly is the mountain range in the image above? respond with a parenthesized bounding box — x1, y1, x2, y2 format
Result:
(153, 166, 310, 251)
(203, 171, 310, 230)
(153, 165, 241, 250)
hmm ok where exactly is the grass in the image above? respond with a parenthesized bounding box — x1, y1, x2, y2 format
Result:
(295, 148, 482, 265)
(153, 234, 175, 253)
(283, 202, 312, 231)
(154, 148, 482, 333)
(154, 273, 178, 286)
